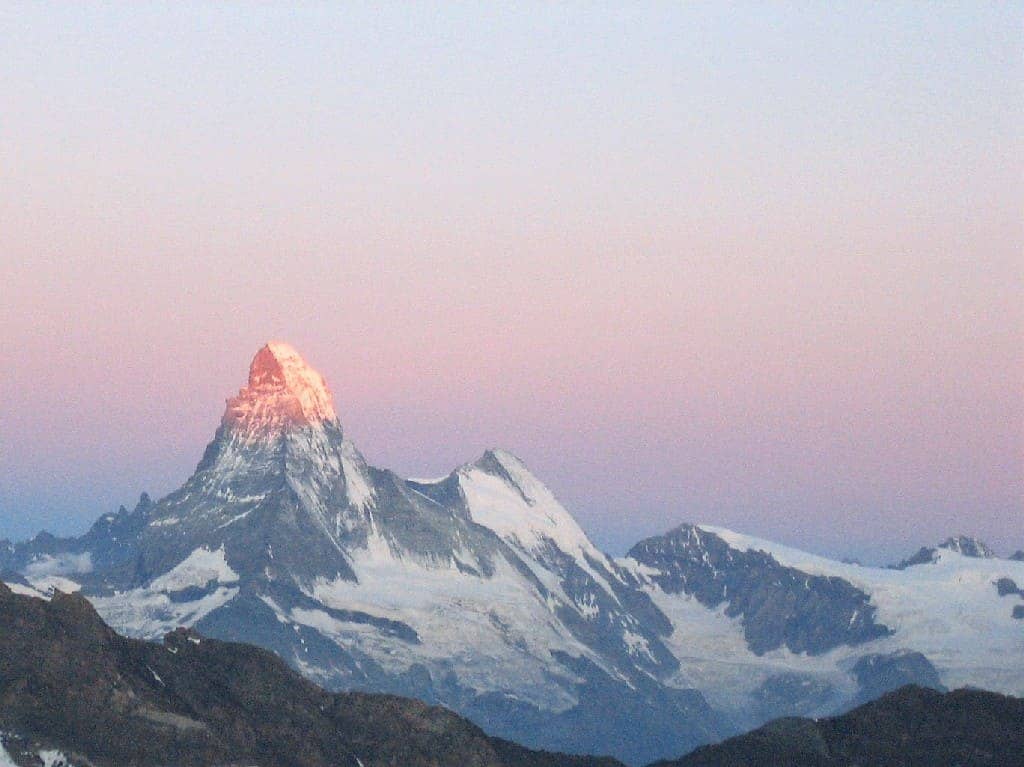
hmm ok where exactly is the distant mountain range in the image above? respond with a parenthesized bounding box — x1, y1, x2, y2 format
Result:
(2, 343, 1022, 765)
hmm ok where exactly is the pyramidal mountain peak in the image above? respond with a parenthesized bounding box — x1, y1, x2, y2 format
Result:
(938, 534, 996, 559)
(224, 342, 338, 436)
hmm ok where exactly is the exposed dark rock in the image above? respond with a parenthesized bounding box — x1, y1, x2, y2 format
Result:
(849, 650, 944, 708)
(1011, 551, 1024, 562)
(993, 578, 1024, 619)
(653, 685, 1024, 767)
(939, 535, 996, 558)
(891, 546, 938, 569)
(995, 577, 1022, 598)
(751, 673, 835, 721)
(0, 585, 621, 767)
(627, 525, 890, 655)
(893, 535, 997, 570)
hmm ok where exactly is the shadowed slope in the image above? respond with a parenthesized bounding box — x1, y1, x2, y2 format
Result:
(652, 685, 1024, 767)
(0, 582, 621, 767)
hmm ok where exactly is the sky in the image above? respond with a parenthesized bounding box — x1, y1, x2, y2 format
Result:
(1, 3, 1021, 564)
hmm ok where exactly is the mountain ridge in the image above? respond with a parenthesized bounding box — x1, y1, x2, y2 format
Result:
(652, 685, 1024, 767)
(0, 580, 622, 767)
(2, 342, 1022, 765)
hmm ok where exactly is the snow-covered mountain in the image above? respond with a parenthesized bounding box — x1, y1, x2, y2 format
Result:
(0, 343, 717, 764)
(623, 524, 1024, 730)
(2, 343, 1022, 765)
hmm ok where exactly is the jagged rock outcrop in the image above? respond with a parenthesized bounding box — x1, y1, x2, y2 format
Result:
(894, 534, 997, 570)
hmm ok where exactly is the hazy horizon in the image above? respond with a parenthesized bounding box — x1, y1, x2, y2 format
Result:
(2, 4, 1021, 565)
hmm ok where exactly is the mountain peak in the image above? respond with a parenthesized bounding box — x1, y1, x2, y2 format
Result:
(223, 342, 337, 435)
(894, 535, 998, 569)
(938, 535, 995, 559)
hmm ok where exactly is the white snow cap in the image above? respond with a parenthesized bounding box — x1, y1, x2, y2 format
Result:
(223, 342, 337, 434)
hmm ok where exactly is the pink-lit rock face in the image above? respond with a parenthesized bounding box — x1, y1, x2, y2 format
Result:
(223, 342, 337, 436)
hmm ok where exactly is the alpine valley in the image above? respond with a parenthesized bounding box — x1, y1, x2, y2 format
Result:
(3, 343, 1022, 765)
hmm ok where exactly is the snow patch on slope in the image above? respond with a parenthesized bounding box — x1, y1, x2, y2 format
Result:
(460, 451, 592, 554)
(149, 545, 238, 591)
(24, 552, 92, 578)
(89, 547, 239, 639)
(340, 440, 375, 511)
(3, 581, 48, 599)
(0, 738, 75, 767)
(641, 583, 855, 714)
(22, 574, 83, 595)
(91, 585, 238, 640)
(40, 750, 74, 767)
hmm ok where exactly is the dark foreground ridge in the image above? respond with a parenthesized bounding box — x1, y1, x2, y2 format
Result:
(0, 582, 621, 767)
(652, 685, 1024, 767)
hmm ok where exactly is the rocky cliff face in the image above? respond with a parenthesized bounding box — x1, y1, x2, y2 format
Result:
(626, 524, 891, 655)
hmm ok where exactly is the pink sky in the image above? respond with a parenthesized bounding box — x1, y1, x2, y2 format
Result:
(1, 4, 1021, 562)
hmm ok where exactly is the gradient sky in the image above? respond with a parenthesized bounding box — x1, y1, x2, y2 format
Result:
(1, 3, 1021, 564)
